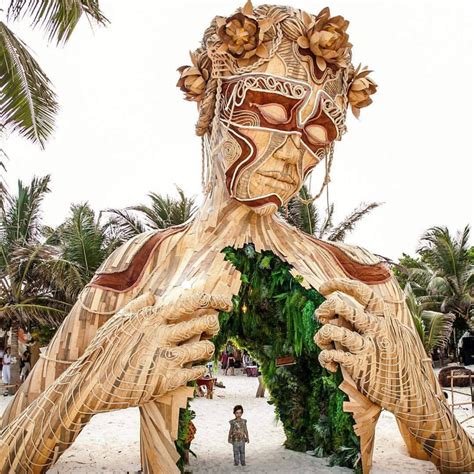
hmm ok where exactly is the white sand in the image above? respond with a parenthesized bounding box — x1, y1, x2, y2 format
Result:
(0, 369, 472, 473)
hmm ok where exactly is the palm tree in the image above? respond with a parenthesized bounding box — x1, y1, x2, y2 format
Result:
(0, 176, 69, 391)
(107, 186, 197, 242)
(403, 226, 473, 330)
(41, 202, 121, 300)
(1, 1, 107, 148)
(404, 283, 455, 356)
(281, 185, 381, 241)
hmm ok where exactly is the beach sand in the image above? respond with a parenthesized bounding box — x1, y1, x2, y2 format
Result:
(0, 369, 472, 473)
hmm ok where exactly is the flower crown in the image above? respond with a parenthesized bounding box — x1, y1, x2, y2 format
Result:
(177, 1, 377, 118)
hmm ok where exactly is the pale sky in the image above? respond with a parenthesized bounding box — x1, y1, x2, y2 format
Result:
(2, 0, 473, 260)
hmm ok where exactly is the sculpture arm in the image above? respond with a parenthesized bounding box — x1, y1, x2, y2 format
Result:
(314, 278, 473, 473)
(0, 291, 230, 474)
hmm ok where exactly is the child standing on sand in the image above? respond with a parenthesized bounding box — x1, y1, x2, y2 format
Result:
(228, 404, 249, 466)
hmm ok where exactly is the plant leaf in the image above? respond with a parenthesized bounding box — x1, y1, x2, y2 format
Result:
(7, 0, 108, 44)
(0, 22, 58, 148)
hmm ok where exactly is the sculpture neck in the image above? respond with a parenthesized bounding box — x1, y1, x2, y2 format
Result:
(188, 177, 276, 242)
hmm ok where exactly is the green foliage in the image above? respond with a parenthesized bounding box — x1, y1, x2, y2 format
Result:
(175, 401, 196, 473)
(395, 225, 473, 343)
(30, 325, 57, 346)
(1, 1, 107, 148)
(107, 186, 197, 243)
(404, 283, 455, 355)
(215, 244, 360, 470)
(279, 185, 381, 242)
(0, 175, 70, 328)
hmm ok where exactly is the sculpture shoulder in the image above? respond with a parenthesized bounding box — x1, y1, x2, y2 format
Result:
(311, 239, 392, 285)
(89, 225, 188, 292)
(319, 240, 384, 265)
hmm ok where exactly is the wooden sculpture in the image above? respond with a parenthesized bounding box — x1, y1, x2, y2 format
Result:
(1, 2, 472, 473)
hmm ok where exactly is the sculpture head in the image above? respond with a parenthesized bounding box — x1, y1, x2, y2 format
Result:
(177, 2, 376, 215)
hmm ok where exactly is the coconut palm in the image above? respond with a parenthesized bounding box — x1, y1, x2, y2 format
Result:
(404, 283, 455, 356)
(41, 202, 121, 300)
(1, 1, 107, 148)
(403, 226, 473, 329)
(0, 175, 69, 390)
(281, 185, 381, 241)
(107, 186, 197, 242)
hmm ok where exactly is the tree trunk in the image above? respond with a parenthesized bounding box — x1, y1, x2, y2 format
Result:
(9, 319, 20, 395)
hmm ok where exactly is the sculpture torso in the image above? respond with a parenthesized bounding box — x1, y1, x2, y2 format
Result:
(1, 194, 397, 424)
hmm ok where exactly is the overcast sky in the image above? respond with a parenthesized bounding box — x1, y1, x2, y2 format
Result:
(2, 0, 473, 260)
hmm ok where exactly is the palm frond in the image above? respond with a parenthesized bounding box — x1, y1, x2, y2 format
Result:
(0, 300, 67, 325)
(422, 311, 455, 354)
(326, 202, 382, 242)
(105, 208, 148, 241)
(10, 243, 84, 301)
(7, 0, 108, 44)
(279, 185, 318, 234)
(129, 186, 197, 229)
(59, 203, 106, 280)
(317, 203, 334, 239)
(405, 283, 455, 354)
(0, 22, 58, 147)
(2, 175, 51, 244)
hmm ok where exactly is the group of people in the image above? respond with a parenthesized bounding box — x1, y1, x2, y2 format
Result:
(220, 344, 257, 376)
(0, 347, 31, 395)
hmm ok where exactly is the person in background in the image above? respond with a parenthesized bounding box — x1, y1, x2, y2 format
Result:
(0, 346, 4, 376)
(221, 350, 228, 373)
(228, 404, 249, 466)
(20, 350, 31, 382)
(242, 351, 251, 369)
(458, 329, 474, 365)
(2, 347, 12, 396)
(225, 353, 235, 376)
(234, 349, 242, 370)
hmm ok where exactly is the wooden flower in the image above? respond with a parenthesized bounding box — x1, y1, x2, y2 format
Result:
(216, 0, 274, 67)
(297, 7, 352, 72)
(177, 53, 210, 102)
(348, 65, 377, 118)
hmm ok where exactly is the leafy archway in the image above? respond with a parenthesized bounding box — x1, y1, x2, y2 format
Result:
(210, 244, 361, 471)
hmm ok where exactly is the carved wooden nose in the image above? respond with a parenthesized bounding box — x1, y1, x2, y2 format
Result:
(275, 134, 301, 163)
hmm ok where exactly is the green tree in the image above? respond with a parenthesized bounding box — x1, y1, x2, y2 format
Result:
(404, 283, 455, 356)
(42, 202, 121, 301)
(280, 185, 381, 241)
(0, 176, 69, 390)
(107, 186, 197, 242)
(403, 226, 473, 329)
(1, 1, 107, 148)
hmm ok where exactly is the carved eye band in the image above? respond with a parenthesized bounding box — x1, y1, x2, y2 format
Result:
(251, 102, 289, 125)
(304, 124, 330, 145)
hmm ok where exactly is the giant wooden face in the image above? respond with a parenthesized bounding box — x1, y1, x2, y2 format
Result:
(217, 39, 348, 215)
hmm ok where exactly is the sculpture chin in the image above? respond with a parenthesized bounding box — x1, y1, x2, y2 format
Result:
(249, 202, 279, 216)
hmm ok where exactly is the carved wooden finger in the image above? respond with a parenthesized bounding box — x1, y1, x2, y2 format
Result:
(319, 278, 384, 315)
(168, 340, 215, 366)
(121, 292, 156, 312)
(163, 314, 220, 345)
(167, 366, 208, 391)
(162, 292, 232, 321)
(315, 296, 378, 332)
(315, 324, 369, 353)
(318, 349, 356, 373)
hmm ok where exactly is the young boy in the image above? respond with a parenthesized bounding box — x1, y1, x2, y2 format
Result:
(228, 404, 249, 466)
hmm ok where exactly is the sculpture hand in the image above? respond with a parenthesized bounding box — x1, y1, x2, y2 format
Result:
(314, 277, 428, 413)
(0, 290, 232, 473)
(78, 290, 232, 411)
(313, 278, 474, 473)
